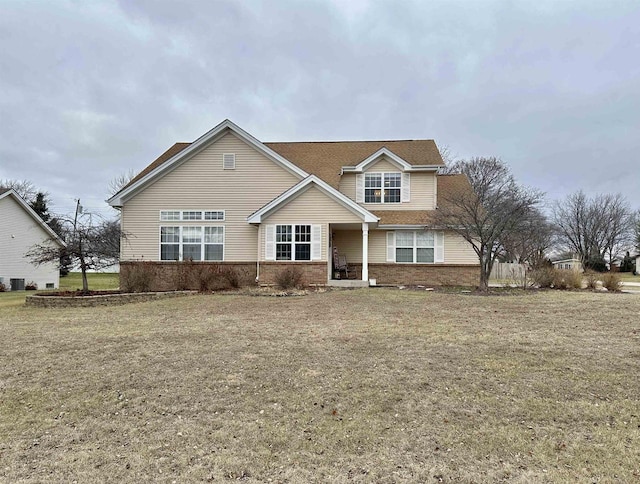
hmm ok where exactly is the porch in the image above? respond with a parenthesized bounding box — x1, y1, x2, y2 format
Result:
(330, 222, 372, 284)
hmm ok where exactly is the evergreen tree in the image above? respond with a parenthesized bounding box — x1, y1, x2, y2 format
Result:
(29, 192, 50, 223)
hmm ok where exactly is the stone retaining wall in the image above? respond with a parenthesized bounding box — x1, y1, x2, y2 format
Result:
(26, 291, 196, 308)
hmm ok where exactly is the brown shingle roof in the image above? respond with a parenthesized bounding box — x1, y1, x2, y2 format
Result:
(265, 140, 443, 189)
(124, 142, 191, 189)
(123, 139, 444, 192)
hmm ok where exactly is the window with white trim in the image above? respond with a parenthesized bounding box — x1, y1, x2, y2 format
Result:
(387, 230, 444, 264)
(160, 226, 224, 261)
(276, 224, 311, 261)
(364, 172, 401, 203)
(204, 211, 225, 221)
(160, 210, 225, 221)
(395, 231, 435, 263)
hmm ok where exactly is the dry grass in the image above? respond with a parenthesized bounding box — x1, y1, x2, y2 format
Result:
(1, 289, 639, 482)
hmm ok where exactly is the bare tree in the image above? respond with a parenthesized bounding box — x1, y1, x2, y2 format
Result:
(0, 179, 41, 203)
(433, 157, 544, 291)
(499, 206, 553, 268)
(108, 169, 137, 197)
(553, 191, 633, 269)
(27, 207, 124, 293)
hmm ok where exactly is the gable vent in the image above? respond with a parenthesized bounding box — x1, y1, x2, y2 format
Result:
(223, 153, 236, 170)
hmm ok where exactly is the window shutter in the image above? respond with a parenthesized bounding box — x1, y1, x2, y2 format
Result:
(311, 224, 322, 260)
(435, 231, 444, 263)
(265, 225, 275, 260)
(223, 153, 236, 170)
(386, 231, 396, 262)
(356, 173, 364, 203)
(401, 172, 410, 202)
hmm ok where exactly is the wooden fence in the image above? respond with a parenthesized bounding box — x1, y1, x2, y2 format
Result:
(490, 262, 527, 281)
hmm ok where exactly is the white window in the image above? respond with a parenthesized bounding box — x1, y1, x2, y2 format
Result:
(160, 226, 224, 261)
(160, 210, 224, 221)
(223, 153, 236, 170)
(160, 226, 180, 260)
(160, 211, 181, 221)
(364, 172, 401, 203)
(204, 226, 224, 260)
(204, 211, 225, 221)
(266, 224, 320, 261)
(388, 230, 443, 263)
(182, 211, 203, 221)
(275, 224, 311, 261)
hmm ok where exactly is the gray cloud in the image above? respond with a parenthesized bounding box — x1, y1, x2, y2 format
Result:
(1, 0, 639, 217)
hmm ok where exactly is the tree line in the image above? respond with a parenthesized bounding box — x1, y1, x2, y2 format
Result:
(435, 158, 639, 291)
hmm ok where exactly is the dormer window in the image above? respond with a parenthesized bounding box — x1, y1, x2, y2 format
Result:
(364, 173, 401, 203)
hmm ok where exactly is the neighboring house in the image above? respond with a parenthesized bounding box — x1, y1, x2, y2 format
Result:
(552, 258, 583, 272)
(0, 188, 65, 290)
(108, 119, 479, 288)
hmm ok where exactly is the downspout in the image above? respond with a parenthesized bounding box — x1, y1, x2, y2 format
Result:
(256, 225, 261, 283)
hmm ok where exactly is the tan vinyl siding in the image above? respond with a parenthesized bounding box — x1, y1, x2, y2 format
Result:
(444, 232, 478, 264)
(0, 195, 60, 289)
(338, 171, 436, 210)
(364, 157, 400, 172)
(332, 230, 362, 263)
(260, 186, 362, 261)
(333, 230, 477, 265)
(121, 132, 300, 261)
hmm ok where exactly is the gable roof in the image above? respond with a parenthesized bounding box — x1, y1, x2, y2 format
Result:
(0, 189, 66, 247)
(247, 175, 378, 224)
(265, 140, 444, 188)
(108, 119, 308, 207)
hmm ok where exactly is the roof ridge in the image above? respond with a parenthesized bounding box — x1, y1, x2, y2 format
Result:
(265, 139, 435, 144)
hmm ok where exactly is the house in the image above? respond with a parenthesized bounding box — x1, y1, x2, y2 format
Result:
(108, 119, 479, 288)
(0, 188, 65, 290)
(551, 258, 583, 272)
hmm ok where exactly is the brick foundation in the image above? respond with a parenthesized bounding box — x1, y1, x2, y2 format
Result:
(367, 263, 480, 287)
(120, 261, 478, 290)
(258, 262, 328, 286)
(120, 261, 257, 292)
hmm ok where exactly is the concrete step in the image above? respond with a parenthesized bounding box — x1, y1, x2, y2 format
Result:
(327, 279, 369, 288)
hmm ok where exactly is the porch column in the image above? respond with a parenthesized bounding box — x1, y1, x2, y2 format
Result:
(362, 222, 369, 281)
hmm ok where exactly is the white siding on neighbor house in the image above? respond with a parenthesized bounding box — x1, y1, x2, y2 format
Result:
(260, 185, 363, 261)
(332, 229, 478, 264)
(0, 195, 60, 290)
(338, 158, 437, 210)
(121, 132, 300, 261)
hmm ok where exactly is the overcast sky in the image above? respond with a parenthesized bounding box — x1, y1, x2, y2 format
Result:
(1, 0, 639, 218)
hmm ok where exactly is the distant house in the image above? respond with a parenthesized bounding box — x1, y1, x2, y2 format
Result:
(0, 188, 65, 290)
(108, 119, 479, 289)
(552, 258, 583, 272)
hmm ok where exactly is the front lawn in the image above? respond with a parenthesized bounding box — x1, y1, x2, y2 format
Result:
(0, 289, 638, 481)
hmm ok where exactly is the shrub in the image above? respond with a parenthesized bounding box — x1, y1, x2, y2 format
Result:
(223, 267, 243, 289)
(25, 281, 38, 291)
(275, 267, 304, 290)
(0, 282, 6, 292)
(584, 270, 599, 290)
(602, 272, 622, 292)
(531, 266, 556, 288)
(552, 269, 583, 290)
(175, 260, 195, 291)
(194, 265, 220, 292)
(121, 262, 157, 293)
